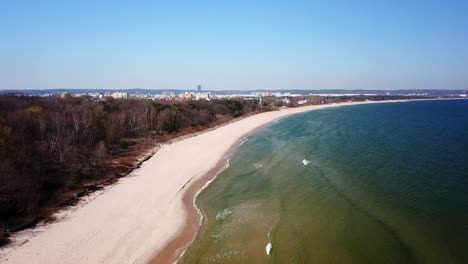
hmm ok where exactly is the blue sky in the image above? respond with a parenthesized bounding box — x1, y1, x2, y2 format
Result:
(1, 0, 467, 90)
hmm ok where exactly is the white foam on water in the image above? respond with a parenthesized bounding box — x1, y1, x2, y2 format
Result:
(239, 137, 249, 146)
(302, 159, 311, 165)
(204, 249, 244, 263)
(253, 162, 263, 169)
(176, 159, 231, 262)
(216, 208, 232, 220)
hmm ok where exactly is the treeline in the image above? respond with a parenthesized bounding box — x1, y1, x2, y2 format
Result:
(0, 93, 425, 244)
(0, 95, 263, 244)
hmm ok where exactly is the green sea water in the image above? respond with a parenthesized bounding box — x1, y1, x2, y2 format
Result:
(181, 100, 468, 264)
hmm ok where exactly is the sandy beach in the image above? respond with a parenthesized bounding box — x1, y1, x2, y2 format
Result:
(0, 100, 420, 264)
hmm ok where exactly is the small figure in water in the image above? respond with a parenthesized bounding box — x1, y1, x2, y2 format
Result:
(266, 232, 273, 255)
(303, 159, 311, 165)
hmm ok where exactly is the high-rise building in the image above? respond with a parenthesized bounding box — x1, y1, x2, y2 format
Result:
(197, 85, 202, 92)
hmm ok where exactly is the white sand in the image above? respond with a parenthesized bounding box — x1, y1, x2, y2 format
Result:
(0, 100, 413, 264)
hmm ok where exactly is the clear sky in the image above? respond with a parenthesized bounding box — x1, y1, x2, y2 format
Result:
(1, 0, 468, 90)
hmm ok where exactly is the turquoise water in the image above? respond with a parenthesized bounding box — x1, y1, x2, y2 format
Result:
(182, 100, 468, 263)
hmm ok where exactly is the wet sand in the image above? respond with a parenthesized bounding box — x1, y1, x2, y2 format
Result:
(0, 100, 430, 264)
(149, 99, 434, 264)
(150, 124, 269, 264)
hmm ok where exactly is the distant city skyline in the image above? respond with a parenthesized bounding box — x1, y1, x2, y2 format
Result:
(1, 1, 468, 90)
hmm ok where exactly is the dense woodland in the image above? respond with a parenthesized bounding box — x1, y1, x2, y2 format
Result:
(0, 94, 424, 244)
(0, 95, 269, 244)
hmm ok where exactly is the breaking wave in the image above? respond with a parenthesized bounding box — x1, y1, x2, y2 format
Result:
(239, 137, 249, 146)
(216, 208, 232, 220)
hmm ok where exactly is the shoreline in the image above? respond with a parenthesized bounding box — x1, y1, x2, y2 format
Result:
(149, 98, 441, 264)
(150, 122, 274, 264)
(0, 98, 456, 264)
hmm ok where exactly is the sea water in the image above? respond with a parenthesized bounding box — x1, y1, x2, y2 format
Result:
(181, 100, 468, 263)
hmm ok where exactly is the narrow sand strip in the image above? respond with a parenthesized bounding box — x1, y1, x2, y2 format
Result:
(0, 100, 420, 264)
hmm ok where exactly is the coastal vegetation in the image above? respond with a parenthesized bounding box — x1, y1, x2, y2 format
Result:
(0, 94, 423, 245)
(0, 95, 262, 244)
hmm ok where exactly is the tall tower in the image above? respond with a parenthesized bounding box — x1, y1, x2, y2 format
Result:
(197, 85, 202, 92)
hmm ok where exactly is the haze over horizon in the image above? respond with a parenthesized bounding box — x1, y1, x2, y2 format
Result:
(2, 0, 468, 90)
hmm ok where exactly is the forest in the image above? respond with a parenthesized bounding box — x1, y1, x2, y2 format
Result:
(0, 94, 422, 245)
(0, 95, 270, 244)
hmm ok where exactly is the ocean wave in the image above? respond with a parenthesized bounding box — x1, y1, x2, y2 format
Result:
(216, 208, 232, 220)
(178, 159, 231, 261)
(202, 249, 244, 263)
(239, 137, 249, 146)
(211, 231, 224, 239)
